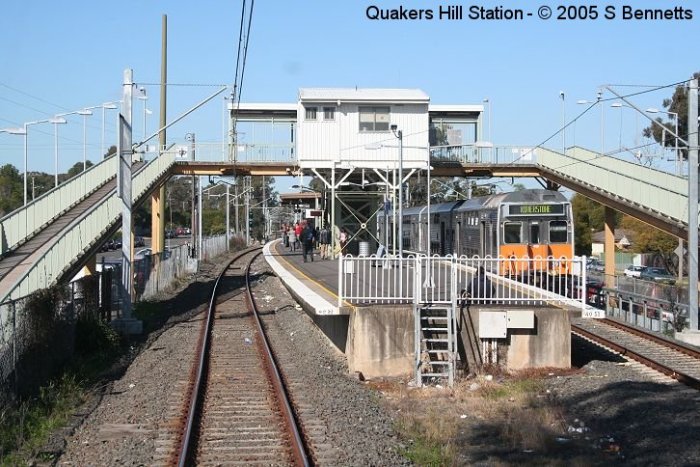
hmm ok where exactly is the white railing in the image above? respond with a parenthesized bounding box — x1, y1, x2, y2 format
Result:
(1, 152, 176, 303)
(430, 145, 538, 165)
(340, 254, 586, 311)
(0, 155, 118, 256)
(171, 141, 296, 164)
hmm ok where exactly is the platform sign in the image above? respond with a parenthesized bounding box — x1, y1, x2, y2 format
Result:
(582, 306, 605, 319)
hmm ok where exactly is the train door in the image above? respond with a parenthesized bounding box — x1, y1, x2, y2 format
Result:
(440, 221, 446, 256)
(480, 221, 487, 257)
(455, 221, 461, 256)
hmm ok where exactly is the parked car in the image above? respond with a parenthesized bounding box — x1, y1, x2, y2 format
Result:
(134, 236, 145, 247)
(587, 259, 605, 273)
(639, 267, 675, 284)
(623, 265, 646, 278)
(135, 248, 152, 260)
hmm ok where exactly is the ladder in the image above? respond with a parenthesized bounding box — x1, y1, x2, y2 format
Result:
(414, 301, 457, 386)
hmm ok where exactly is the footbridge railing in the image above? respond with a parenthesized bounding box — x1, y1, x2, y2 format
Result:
(1, 152, 176, 303)
(0, 155, 118, 257)
(339, 255, 587, 312)
(537, 147, 689, 228)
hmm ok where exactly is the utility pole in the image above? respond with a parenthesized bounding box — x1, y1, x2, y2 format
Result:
(688, 77, 698, 332)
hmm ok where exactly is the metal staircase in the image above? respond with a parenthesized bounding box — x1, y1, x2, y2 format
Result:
(414, 300, 458, 386)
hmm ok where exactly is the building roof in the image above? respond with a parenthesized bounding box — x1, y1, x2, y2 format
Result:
(299, 88, 429, 104)
(591, 228, 635, 244)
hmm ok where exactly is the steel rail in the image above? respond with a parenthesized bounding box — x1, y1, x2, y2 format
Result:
(245, 250, 311, 467)
(571, 323, 700, 391)
(600, 318, 700, 360)
(175, 246, 261, 467)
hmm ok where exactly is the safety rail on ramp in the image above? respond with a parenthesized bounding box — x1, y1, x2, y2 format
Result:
(0, 155, 118, 257)
(0, 152, 176, 303)
(537, 147, 690, 229)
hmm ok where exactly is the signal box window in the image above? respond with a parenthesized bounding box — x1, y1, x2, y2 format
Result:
(503, 222, 522, 244)
(305, 107, 318, 120)
(323, 107, 335, 121)
(359, 106, 390, 132)
(549, 221, 568, 243)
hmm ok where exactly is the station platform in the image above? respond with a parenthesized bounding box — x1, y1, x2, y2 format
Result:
(263, 239, 350, 316)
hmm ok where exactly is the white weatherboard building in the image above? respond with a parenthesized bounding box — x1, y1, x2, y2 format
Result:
(297, 88, 429, 170)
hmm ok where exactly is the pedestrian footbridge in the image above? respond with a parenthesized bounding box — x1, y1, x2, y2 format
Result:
(0, 144, 694, 304)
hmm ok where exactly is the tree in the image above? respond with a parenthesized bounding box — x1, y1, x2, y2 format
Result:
(66, 161, 95, 179)
(0, 164, 22, 216)
(621, 216, 678, 272)
(643, 71, 700, 161)
(570, 194, 621, 255)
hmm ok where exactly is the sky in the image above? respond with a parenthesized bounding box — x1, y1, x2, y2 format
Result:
(0, 0, 696, 194)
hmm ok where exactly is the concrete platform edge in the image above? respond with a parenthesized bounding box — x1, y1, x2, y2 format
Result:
(263, 240, 340, 316)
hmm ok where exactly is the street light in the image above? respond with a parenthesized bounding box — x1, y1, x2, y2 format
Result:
(391, 124, 404, 257)
(101, 102, 118, 158)
(49, 117, 67, 188)
(138, 87, 148, 142)
(646, 108, 680, 174)
(77, 109, 93, 171)
(560, 91, 565, 154)
(577, 90, 604, 157)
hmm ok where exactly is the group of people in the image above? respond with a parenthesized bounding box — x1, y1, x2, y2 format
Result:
(282, 221, 336, 262)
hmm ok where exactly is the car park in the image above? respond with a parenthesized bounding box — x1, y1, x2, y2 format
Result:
(587, 259, 605, 273)
(134, 236, 145, 247)
(639, 267, 675, 284)
(623, 265, 646, 278)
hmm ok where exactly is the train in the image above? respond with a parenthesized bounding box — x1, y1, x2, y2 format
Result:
(378, 188, 575, 277)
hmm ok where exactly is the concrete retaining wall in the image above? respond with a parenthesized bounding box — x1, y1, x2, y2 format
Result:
(345, 306, 414, 378)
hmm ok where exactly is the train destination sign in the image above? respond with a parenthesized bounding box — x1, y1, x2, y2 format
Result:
(509, 204, 565, 216)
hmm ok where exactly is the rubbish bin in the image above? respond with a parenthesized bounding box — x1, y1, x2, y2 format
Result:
(359, 241, 370, 257)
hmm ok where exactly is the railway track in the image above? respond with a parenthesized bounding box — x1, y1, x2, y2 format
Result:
(174, 247, 310, 466)
(572, 317, 700, 390)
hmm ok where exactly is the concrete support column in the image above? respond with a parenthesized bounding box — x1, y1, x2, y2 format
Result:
(604, 206, 616, 288)
(151, 186, 165, 253)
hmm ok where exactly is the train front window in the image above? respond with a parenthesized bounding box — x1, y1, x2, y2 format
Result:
(503, 222, 522, 244)
(530, 223, 540, 244)
(549, 221, 568, 243)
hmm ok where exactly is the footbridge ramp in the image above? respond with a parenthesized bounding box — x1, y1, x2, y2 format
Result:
(0, 152, 176, 303)
(537, 147, 692, 238)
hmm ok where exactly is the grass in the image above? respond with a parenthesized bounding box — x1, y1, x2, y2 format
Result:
(0, 316, 125, 466)
(386, 372, 571, 465)
(0, 375, 85, 466)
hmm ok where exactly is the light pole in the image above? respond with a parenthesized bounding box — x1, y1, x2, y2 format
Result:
(50, 117, 67, 187)
(101, 102, 118, 158)
(138, 87, 148, 142)
(560, 91, 565, 153)
(391, 125, 404, 257)
(78, 109, 93, 171)
(647, 107, 682, 283)
(577, 91, 605, 157)
(483, 98, 492, 160)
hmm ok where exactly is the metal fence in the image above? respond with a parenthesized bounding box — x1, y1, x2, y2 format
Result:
(132, 234, 229, 301)
(0, 274, 110, 403)
(339, 254, 586, 310)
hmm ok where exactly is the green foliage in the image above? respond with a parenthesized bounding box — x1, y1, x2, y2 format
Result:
(643, 71, 700, 161)
(74, 315, 121, 356)
(66, 160, 94, 178)
(399, 439, 447, 467)
(571, 194, 621, 256)
(0, 375, 84, 466)
(0, 164, 23, 216)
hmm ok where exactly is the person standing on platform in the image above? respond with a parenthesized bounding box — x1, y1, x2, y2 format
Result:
(339, 228, 348, 255)
(319, 225, 330, 259)
(288, 225, 297, 252)
(301, 222, 315, 262)
(294, 222, 302, 250)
